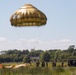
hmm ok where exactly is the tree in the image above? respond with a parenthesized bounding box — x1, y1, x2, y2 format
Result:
(40, 51, 51, 67)
(54, 50, 62, 62)
(72, 51, 76, 56)
(59, 53, 71, 61)
(68, 45, 75, 49)
(23, 55, 31, 63)
(68, 45, 75, 52)
(22, 49, 29, 55)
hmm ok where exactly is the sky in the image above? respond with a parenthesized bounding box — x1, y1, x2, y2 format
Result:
(0, 0, 76, 51)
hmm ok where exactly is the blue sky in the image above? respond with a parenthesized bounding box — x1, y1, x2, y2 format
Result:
(0, 0, 76, 50)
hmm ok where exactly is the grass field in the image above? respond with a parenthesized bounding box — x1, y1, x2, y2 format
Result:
(0, 62, 76, 75)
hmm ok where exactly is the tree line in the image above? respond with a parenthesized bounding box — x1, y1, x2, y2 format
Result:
(0, 45, 76, 63)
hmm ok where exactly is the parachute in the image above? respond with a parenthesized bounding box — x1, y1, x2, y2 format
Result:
(10, 4, 47, 27)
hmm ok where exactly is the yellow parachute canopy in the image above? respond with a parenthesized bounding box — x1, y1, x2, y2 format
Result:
(10, 4, 47, 27)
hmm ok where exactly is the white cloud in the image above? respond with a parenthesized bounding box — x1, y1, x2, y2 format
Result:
(0, 37, 7, 41)
(0, 37, 75, 51)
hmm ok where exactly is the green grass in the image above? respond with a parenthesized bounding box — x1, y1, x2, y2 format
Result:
(0, 62, 76, 75)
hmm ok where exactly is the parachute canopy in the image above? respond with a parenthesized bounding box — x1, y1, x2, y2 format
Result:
(10, 4, 47, 27)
